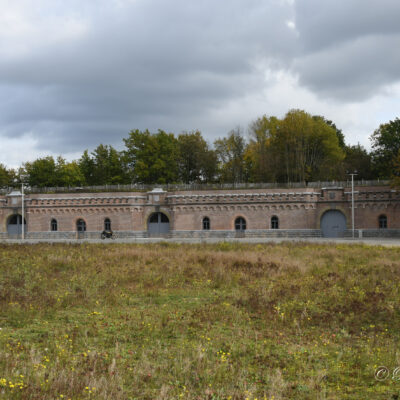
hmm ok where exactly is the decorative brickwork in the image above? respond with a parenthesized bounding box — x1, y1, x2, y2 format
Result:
(1, 186, 399, 238)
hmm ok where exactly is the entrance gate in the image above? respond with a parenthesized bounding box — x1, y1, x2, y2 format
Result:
(7, 214, 27, 236)
(148, 212, 170, 236)
(320, 210, 346, 238)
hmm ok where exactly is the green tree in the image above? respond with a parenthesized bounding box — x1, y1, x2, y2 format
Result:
(245, 112, 346, 183)
(214, 128, 248, 183)
(391, 149, 400, 187)
(0, 164, 13, 187)
(314, 116, 346, 150)
(55, 157, 85, 187)
(25, 156, 86, 187)
(177, 131, 218, 183)
(78, 150, 96, 185)
(246, 115, 280, 182)
(78, 145, 129, 185)
(201, 149, 219, 183)
(342, 144, 373, 180)
(123, 129, 179, 184)
(91, 144, 129, 185)
(370, 118, 400, 178)
(24, 156, 58, 187)
(272, 110, 344, 182)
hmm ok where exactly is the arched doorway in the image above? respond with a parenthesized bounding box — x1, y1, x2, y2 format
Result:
(148, 212, 170, 236)
(320, 210, 346, 238)
(76, 219, 86, 239)
(7, 214, 26, 235)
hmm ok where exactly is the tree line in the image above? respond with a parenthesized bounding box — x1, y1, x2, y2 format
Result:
(1, 109, 399, 188)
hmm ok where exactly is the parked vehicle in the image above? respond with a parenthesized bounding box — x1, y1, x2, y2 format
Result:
(101, 230, 114, 240)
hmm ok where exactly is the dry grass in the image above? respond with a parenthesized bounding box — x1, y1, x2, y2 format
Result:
(0, 242, 400, 399)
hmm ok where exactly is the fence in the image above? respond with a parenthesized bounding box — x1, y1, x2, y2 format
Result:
(0, 179, 391, 195)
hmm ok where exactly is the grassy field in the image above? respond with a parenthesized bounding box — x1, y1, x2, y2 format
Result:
(0, 242, 400, 399)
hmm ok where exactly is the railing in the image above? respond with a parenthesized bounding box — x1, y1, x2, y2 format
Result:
(0, 180, 391, 195)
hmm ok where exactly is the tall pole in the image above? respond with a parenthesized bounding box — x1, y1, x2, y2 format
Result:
(21, 181, 25, 240)
(351, 173, 354, 239)
(348, 172, 357, 239)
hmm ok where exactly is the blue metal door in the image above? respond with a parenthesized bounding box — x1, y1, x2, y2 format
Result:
(320, 210, 346, 238)
(7, 214, 26, 236)
(148, 213, 170, 236)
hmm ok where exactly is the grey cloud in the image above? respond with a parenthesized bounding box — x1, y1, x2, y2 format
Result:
(294, 34, 400, 100)
(291, 0, 400, 100)
(0, 0, 296, 155)
(1, 0, 400, 164)
(294, 0, 400, 53)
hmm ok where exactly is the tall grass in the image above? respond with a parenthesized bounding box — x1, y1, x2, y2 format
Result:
(0, 242, 400, 399)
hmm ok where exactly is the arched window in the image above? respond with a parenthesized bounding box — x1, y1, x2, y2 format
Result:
(104, 218, 111, 231)
(235, 217, 246, 231)
(51, 218, 58, 231)
(378, 215, 387, 229)
(271, 216, 279, 229)
(76, 219, 86, 232)
(203, 217, 210, 230)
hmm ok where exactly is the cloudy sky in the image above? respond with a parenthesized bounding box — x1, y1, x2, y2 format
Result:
(1, 0, 400, 167)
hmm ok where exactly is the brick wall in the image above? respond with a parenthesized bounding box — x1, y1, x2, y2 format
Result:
(0, 186, 399, 238)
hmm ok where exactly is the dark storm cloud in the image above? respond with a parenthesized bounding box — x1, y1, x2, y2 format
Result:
(294, 0, 400, 53)
(294, 35, 400, 100)
(0, 0, 296, 154)
(1, 0, 400, 163)
(292, 0, 400, 99)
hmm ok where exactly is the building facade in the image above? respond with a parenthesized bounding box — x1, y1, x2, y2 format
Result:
(0, 185, 399, 239)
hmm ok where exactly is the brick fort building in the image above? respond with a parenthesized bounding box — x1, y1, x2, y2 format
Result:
(1, 182, 399, 239)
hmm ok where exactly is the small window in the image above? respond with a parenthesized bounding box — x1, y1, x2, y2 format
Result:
(51, 218, 58, 231)
(378, 215, 387, 229)
(77, 219, 86, 232)
(203, 217, 210, 230)
(235, 217, 246, 231)
(104, 218, 111, 231)
(271, 216, 279, 229)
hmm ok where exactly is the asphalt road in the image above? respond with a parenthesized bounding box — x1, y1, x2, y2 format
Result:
(1, 237, 400, 246)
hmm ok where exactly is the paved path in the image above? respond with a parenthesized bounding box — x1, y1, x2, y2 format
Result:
(1, 237, 400, 247)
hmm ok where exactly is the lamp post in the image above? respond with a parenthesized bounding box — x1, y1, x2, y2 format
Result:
(17, 174, 27, 240)
(21, 180, 25, 240)
(347, 171, 357, 239)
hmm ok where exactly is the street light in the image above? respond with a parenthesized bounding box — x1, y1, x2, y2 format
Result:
(347, 171, 357, 239)
(14, 175, 27, 240)
(21, 179, 25, 240)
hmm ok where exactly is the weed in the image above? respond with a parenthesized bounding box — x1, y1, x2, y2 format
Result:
(0, 242, 399, 399)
